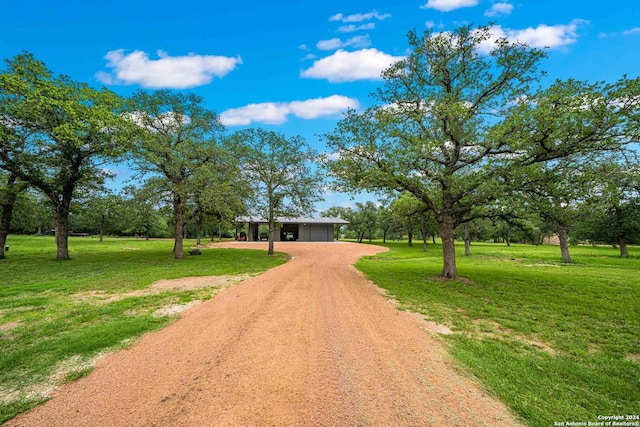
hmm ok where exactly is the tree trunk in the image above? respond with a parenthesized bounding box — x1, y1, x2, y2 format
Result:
(99, 215, 104, 242)
(0, 174, 27, 259)
(173, 193, 184, 259)
(267, 193, 276, 255)
(432, 235, 436, 244)
(54, 204, 71, 260)
(619, 235, 628, 258)
(383, 230, 387, 243)
(196, 220, 202, 246)
(421, 229, 427, 252)
(0, 224, 10, 260)
(556, 224, 572, 263)
(0, 179, 17, 260)
(268, 219, 275, 255)
(439, 213, 457, 278)
(407, 231, 413, 247)
(462, 223, 471, 256)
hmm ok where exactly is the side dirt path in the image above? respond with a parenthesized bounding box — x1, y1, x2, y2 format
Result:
(6, 242, 522, 426)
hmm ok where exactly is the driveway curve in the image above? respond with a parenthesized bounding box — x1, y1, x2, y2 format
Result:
(7, 242, 522, 426)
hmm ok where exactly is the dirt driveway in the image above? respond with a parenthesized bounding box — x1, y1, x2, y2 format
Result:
(7, 242, 522, 426)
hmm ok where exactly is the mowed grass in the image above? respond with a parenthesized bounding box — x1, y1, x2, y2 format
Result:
(356, 241, 639, 427)
(0, 235, 286, 423)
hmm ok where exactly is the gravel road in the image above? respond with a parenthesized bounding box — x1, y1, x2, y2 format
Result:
(6, 242, 522, 426)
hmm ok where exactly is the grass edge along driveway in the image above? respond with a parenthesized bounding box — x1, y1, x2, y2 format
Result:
(355, 241, 639, 427)
(0, 236, 287, 424)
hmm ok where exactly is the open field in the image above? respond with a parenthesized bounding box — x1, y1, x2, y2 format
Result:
(0, 235, 287, 423)
(356, 241, 640, 427)
(5, 241, 525, 426)
(2, 236, 638, 426)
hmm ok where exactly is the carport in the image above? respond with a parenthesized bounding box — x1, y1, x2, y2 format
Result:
(236, 217, 349, 242)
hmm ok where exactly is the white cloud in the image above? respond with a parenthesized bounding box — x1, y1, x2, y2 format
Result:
(301, 49, 406, 82)
(100, 168, 119, 177)
(338, 23, 376, 33)
(288, 96, 359, 119)
(96, 49, 242, 89)
(425, 20, 445, 29)
(125, 111, 191, 132)
(478, 20, 587, 51)
(317, 39, 343, 50)
(599, 27, 640, 38)
(317, 35, 372, 51)
(420, 0, 479, 12)
(220, 103, 290, 126)
(329, 10, 391, 23)
(95, 71, 115, 85)
(484, 2, 513, 17)
(219, 95, 359, 126)
(381, 100, 432, 114)
(300, 53, 318, 61)
(323, 151, 342, 161)
(299, 44, 309, 50)
(340, 201, 355, 209)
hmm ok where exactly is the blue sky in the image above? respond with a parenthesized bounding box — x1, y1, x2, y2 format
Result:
(2, 0, 639, 212)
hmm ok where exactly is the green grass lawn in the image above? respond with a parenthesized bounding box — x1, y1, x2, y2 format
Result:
(356, 240, 640, 427)
(0, 235, 286, 423)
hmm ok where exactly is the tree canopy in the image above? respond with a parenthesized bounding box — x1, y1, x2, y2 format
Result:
(324, 26, 546, 277)
(0, 53, 130, 259)
(230, 128, 322, 255)
(127, 90, 225, 258)
(324, 25, 640, 277)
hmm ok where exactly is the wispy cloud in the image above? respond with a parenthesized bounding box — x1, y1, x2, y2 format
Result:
(301, 49, 406, 83)
(425, 20, 445, 29)
(317, 35, 372, 51)
(599, 27, 640, 38)
(329, 10, 391, 23)
(337, 23, 376, 33)
(420, 0, 479, 12)
(219, 95, 359, 126)
(484, 2, 513, 17)
(96, 50, 241, 89)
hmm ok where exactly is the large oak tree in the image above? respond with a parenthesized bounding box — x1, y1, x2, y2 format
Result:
(0, 53, 130, 259)
(127, 90, 224, 259)
(504, 78, 640, 262)
(324, 26, 640, 278)
(230, 128, 322, 255)
(324, 26, 545, 278)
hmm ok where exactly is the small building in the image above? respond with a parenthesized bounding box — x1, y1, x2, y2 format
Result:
(236, 217, 349, 242)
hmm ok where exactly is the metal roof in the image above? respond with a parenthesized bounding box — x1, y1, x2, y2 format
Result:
(236, 216, 349, 224)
